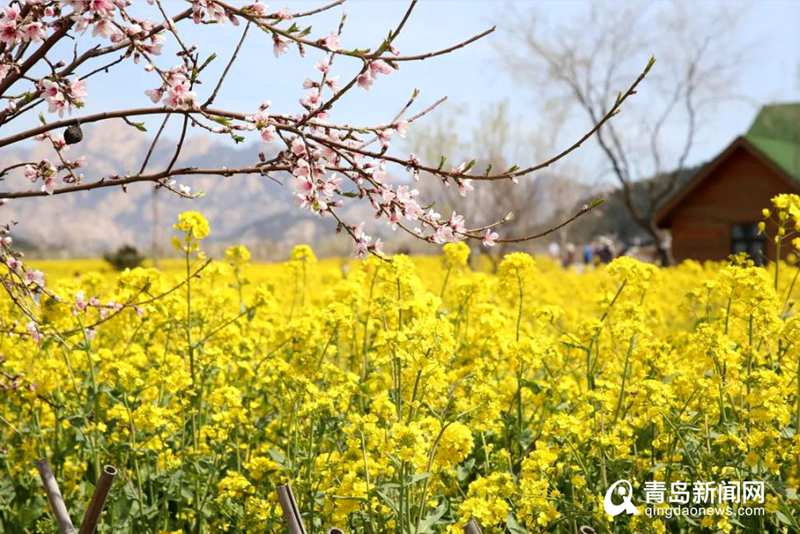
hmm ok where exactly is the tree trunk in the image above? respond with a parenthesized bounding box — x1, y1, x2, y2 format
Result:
(648, 222, 673, 266)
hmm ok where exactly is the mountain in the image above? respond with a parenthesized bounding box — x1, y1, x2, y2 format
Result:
(1, 124, 598, 259)
(0, 124, 358, 259)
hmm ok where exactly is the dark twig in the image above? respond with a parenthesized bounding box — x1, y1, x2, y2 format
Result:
(166, 114, 189, 173)
(493, 199, 605, 243)
(138, 114, 171, 175)
(286, 0, 345, 18)
(202, 22, 251, 108)
(0, 166, 287, 199)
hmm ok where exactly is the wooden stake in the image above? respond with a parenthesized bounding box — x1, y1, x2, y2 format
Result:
(36, 459, 76, 534)
(464, 518, 483, 534)
(276, 484, 307, 534)
(78, 464, 118, 534)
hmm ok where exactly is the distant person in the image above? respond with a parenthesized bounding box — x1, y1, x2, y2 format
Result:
(548, 241, 561, 259)
(582, 243, 593, 265)
(597, 244, 612, 263)
(597, 238, 614, 264)
(562, 243, 576, 267)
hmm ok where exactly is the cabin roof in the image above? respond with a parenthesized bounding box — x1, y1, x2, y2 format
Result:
(745, 102, 800, 181)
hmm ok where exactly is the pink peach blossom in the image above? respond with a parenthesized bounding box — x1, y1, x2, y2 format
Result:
(482, 229, 499, 247)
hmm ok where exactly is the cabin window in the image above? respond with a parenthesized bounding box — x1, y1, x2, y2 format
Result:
(730, 222, 766, 264)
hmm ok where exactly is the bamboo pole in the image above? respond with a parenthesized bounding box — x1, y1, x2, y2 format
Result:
(464, 518, 483, 534)
(36, 459, 76, 534)
(78, 464, 118, 534)
(276, 484, 307, 534)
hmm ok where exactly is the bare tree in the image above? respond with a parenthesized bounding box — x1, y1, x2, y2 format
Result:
(408, 99, 592, 267)
(497, 2, 745, 264)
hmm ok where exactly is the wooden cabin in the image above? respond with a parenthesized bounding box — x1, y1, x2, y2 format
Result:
(654, 103, 800, 264)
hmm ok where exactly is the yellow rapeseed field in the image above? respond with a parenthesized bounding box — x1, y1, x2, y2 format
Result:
(3, 199, 800, 533)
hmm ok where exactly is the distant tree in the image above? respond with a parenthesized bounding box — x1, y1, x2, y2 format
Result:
(497, 2, 745, 264)
(103, 244, 145, 271)
(409, 100, 595, 267)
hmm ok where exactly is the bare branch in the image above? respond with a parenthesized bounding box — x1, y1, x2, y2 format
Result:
(0, 166, 288, 199)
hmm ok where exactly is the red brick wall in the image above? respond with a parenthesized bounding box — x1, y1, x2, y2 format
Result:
(666, 146, 797, 262)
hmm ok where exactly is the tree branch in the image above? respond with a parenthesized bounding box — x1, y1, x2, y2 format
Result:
(0, 166, 288, 199)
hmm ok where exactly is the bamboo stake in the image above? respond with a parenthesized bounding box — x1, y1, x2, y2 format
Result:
(464, 518, 483, 534)
(276, 484, 307, 534)
(36, 459, 76, 534)
(327, 529, 344, 534)
(78, 464, 118, 534)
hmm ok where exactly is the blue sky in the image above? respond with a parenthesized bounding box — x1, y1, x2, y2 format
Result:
(15, 0, 800, 181)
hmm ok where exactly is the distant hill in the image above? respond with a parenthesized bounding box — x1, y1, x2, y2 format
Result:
(0, 124, 366, 259)
(2, 124, 625, 259)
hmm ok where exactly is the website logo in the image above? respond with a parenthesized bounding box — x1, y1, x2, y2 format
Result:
(603, 479, 766, 521)
(604, 479, 639, 517)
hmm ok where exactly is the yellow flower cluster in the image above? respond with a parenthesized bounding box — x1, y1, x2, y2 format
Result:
(2, 203, 800, 533)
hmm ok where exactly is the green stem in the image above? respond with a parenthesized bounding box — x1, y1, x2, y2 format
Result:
(775, 238, 781, 291)
(613, 336, 636, 423)
(439, 265, 452, 299)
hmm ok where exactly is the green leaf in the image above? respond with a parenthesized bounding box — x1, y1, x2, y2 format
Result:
(210, 115, 232, 126)
(128, 121, 148, 132)
(506, 512, 528, 533)
(417, 502, 447, 532)
(198, 53, 217, 72)
(775, 511, 793, 526)
(375, 490, 399, 514)
(267, 447, 286, 465)
(408, 472, 431, 484)
(456, 458, 475, 482)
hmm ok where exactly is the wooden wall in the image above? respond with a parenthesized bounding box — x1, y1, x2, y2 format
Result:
(664, 146, 797, 262)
